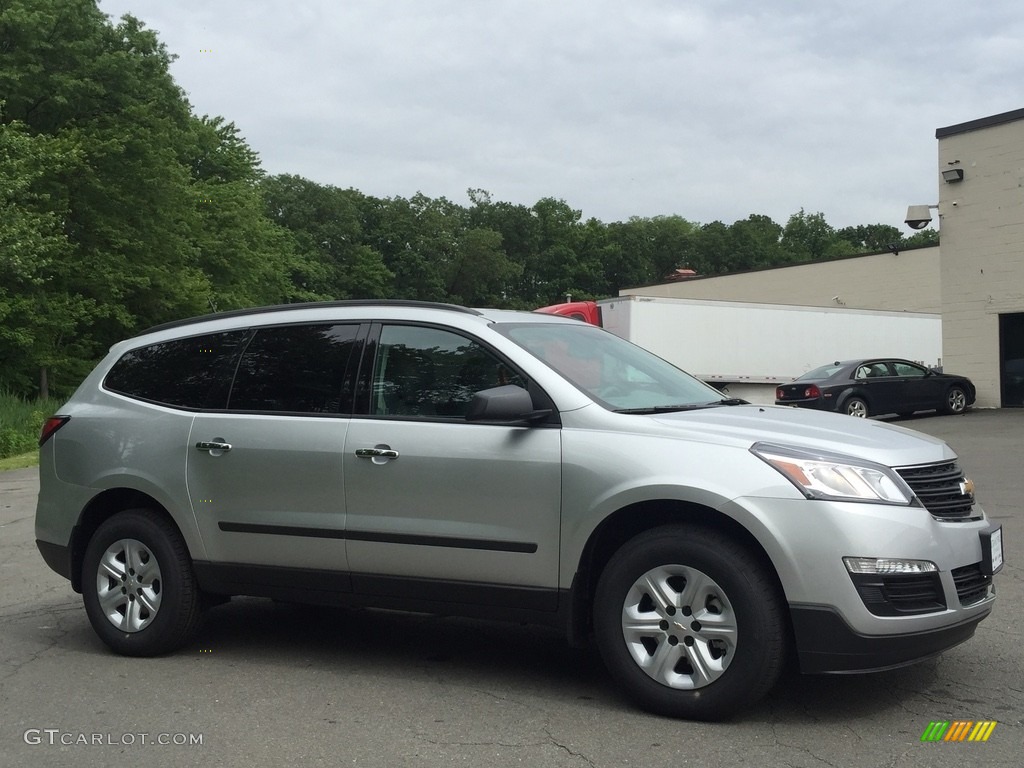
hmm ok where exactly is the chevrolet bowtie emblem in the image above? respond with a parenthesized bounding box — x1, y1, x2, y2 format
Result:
(959, 478, 975, 497)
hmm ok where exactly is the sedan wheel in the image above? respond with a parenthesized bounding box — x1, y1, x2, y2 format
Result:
(594, 526, 786, 720)
(844, 397, 869, 418)
(946, 386, 968, 414)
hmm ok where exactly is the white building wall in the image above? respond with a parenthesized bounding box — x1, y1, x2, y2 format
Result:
(621, 247, 940, 313)
(937, 111, 1024, 407)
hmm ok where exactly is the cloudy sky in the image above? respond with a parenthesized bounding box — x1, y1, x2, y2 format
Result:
(98, 0, 1023, 231)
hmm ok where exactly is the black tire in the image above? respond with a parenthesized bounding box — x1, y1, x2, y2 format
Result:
(843, 397, 869, 418)
(593, 525, 787, 720)
(81, 508, 202, 656)
(945, 386, 968, 415)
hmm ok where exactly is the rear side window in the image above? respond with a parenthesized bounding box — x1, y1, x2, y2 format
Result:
(104, 331, 249, 409)
(228, 324, 359, 414)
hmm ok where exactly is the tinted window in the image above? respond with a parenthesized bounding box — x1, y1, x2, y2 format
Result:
(371, 325, 523, 418)
(229, 324, 359, 414)
(104, 331, 249, 409)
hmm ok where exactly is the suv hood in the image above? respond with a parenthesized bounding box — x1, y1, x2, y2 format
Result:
(649, 404, 955, 468)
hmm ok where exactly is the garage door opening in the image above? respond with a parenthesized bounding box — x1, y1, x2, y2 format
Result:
(999, 313, 1024, 407)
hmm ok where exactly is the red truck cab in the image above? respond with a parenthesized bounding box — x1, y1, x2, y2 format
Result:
(534, 300, 602, 325)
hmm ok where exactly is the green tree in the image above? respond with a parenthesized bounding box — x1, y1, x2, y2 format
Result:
(729, 214, 785, 270)
(836, 223, 903, 253)
(445, 227, 522, 306)
(465, 189, 542, 306)
(0, 119, 96, 396)
(0, 2, 310, 394)
(781, 209, 836, 262)
(261, 173, 392, 300)
(903, 228, 940, 248)
(2, 1, 210, 377)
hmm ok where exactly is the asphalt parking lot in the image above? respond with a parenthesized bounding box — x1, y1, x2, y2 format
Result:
(1, 409, 1021, 767)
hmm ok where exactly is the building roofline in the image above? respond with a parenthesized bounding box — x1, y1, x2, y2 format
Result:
(936, 107, 1024, 139)
(620, 243, 939, 292)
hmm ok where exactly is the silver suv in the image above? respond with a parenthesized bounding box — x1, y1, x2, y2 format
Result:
(35, 301, 1003, 719)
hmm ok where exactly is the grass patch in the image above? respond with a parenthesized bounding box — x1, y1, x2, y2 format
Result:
(0, 451, 38, 471)
(0, 392, 65, 460)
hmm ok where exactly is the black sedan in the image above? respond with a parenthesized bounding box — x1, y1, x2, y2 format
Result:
(775, 359, 976, 418)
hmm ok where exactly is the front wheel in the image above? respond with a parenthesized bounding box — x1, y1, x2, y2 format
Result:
(81, 509, 202, 656)
(593, 526, 787, 720)
(945, 386, 968, 414)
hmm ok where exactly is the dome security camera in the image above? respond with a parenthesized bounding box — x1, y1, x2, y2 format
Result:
(905, 205, 933, 230)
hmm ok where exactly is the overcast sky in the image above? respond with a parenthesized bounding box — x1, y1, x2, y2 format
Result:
(98, 0, 1024, 231)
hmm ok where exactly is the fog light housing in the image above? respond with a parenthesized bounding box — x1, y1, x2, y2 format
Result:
(844, 557, 945, 616)
(844, 557, 937, 575)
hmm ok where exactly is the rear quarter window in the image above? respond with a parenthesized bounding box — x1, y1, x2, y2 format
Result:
(103, 331, 249, 409)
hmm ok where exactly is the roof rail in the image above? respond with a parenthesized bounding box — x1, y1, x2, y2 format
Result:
(134, 299, 482, 337)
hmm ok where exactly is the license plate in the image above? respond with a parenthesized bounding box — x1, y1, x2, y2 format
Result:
(981, 525, 1004, 575)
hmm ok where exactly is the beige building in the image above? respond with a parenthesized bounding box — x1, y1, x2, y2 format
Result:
(621, 108, 1024, 408)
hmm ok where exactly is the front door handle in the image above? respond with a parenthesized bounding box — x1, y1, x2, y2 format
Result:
(355, 447, 399, 460)
(196, 441, 232, 452)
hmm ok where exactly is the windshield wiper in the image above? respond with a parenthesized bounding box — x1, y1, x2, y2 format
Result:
(613, 404, 713, 414)
(613, 398, 750, 414)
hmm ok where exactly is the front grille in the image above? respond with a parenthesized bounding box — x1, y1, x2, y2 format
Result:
(952, 563, 992, 606)
(850, 572, 946, 616)
(896, 461, 979, 521)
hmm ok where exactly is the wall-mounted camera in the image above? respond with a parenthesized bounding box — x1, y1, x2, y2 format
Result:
(905, 205, 933, 230)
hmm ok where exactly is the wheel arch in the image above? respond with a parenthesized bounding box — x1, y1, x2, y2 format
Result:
(566, 500, 788, 647)
(835, 388, 869, 412)
(69, 489, 183, 593)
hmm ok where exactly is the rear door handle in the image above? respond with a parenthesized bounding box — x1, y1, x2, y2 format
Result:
(196, 441, 232, 452)
(355, 447, 399, 460)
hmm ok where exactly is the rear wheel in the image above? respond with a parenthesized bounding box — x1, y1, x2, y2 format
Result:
(945, 386, 968, 414)
(82, 509, 202, 656)
(844, 397, 869, 418)
(593, 525, 786, 720)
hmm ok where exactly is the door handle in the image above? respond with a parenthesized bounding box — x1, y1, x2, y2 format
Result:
(196, 441, 232, 452)
(355, 447, 399, 460)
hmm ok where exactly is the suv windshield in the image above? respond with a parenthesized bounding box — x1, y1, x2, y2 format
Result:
(501, 323, 727, 411)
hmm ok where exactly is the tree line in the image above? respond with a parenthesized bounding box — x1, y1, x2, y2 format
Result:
(0, 0, 938, 398)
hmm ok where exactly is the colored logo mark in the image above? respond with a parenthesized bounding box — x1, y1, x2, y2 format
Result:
(921, 720, 997, 742)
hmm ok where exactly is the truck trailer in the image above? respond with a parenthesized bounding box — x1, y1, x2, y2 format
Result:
(536, 296, 942, 403)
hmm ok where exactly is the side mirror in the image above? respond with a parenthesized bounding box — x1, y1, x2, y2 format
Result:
(465, 385, 551, 424)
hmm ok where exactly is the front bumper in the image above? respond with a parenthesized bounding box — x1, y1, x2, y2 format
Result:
(791, 603, 988, 673)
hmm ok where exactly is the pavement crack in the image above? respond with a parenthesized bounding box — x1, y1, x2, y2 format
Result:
(544, 729, 596, 767)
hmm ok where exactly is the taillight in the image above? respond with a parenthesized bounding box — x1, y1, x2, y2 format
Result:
(39, 416, 70, 446)
(776, 387, 784, 400)
(804, 385, 821, 398)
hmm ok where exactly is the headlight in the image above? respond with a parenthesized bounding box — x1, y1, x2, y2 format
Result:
(751, 443, 914, 505)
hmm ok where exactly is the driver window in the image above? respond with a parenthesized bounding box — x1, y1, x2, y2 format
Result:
(372, 326, 523, 418)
